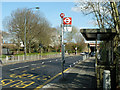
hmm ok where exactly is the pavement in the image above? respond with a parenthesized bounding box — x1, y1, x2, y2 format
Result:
(41, 57, 96, 89)
(0, 65, 2, 90)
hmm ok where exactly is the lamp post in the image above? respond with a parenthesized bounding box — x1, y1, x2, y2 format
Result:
(24, 7, 39, 60)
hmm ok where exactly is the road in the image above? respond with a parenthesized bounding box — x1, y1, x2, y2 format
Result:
(2, 55, 82, 89)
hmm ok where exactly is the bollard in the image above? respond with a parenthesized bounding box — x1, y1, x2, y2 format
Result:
(18, 56, 20, 62)
(83, 55, 85, 60)
(33, 55, 35, 60)
(6, 56, 8, 63)
(41, 54, 42, 59)
(11, 55, 14, 61)
(82, 55, 84, 60)
(26, 55, 27, 60)
(103, 70, 111, 90)
(6, 56, 8, 61)
(23, 55, 24, 61)
(30, 55, 31, 60)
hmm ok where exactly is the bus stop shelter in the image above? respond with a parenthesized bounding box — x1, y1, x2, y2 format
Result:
(80, 28, 117, 41)
(80, 28, 117, 89)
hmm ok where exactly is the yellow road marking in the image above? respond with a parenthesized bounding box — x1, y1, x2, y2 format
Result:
(22, 70, 27, 73)
(34, 68, 70, 90)
(36, 67, 40, 68)
(2, 79, 13, 86)
(37, 78, 41, 80)
(31, 68, 35, 70)
(2, 79, 35, 88)
(15, 81, 35, 88)
(43, 78, 47, 81)
(48, 76, 51, 78)
(41, 65, 46, 67)
(30, 75, 39, 79)
(10, 80, 22, 87)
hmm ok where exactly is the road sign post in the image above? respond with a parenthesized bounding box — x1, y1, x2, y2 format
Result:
(60, 13, 65, 79)
(60, 13, 72, 79)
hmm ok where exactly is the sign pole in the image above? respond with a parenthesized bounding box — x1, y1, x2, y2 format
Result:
(60, 13, 65, 79)
(62, 18, 65, 79)
(60, 13, 72, 79)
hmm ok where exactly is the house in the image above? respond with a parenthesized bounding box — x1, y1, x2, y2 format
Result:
(2, 43, 16, 55)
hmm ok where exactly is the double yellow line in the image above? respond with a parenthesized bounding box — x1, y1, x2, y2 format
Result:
(34, 68, 70, 90)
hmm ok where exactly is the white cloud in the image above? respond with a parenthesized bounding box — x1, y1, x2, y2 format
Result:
(71, 7, 81, 12)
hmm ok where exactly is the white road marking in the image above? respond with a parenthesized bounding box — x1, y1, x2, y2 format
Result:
(18, 67, 22, 68)
(10, 68, 19, 71)
(10, 65, 29, 71)
(31, 64, 36, 66)
(42, 62, 44, 64)
(23, 65, 29, 68)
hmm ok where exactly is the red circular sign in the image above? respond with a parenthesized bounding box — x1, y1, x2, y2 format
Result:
(60, 13, 65, 18)
(63, 17, 72, 25)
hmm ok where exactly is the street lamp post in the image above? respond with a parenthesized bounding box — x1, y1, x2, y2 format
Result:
(24, 7, 39, 60)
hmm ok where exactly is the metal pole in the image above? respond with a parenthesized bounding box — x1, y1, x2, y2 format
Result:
(24, 15, 27, 60)
(111, 41, 113, 64)
(108, 41, 111, 65)
(24, 7, 40, 61)
(95, 39, 98, 87)
(88, 43, 89, 56)
(61, 18, 65, 79)
(95, 39, 97, 74)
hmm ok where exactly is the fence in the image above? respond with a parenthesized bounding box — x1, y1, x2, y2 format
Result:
(2, 53, 88, 65)
(2, 54, 62, 64)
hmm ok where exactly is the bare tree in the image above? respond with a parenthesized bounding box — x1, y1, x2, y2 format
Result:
(74, 2, 114, 28)
(3, 8, 52, 53)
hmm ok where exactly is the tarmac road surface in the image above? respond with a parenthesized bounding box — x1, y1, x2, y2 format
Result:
(1, 56, 82, 89)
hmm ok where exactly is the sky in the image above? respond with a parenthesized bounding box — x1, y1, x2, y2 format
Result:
(0, 1, 101, 43)
(1, 1, 99, 32)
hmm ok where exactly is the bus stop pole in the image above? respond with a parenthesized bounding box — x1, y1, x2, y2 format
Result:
(61, 18, 65, 79)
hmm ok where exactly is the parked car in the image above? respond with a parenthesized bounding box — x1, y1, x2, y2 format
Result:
(85, 52, 89, 55)
(97, 54, 101, 60)
(80, 52, 86, 55)
(90, 52, 95, 57)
